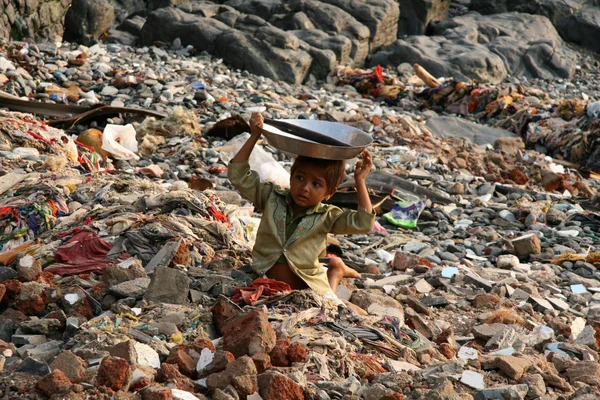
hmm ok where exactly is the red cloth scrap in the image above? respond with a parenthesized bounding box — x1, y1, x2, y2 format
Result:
(45, 231, 113, 275)
(232, 278, 292, 305)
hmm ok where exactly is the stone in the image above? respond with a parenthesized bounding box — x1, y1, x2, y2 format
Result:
(141, 383, 174, 400)
(16, 255, 42, 282)
(103, 262, 148, 287)
(461, 370, 485, 390)
(156, 362, 195, 392)
(204, 350, 234, 375)
(464, 273, 494, 292)
(221, 310, 276, 357)
(566, 361, 600, 386)
(109, 278, 151, 299)
(206, 355, 257, 392)
(392, 252, 419, 271)
(15, 356, 51, 376)
(270, 338, 291, 367)
(520, 373, 546, 399)
(527, 296, 554, 313)
(109, 340, 138, 365)
(473, 384, 529, 400)
(96, 356, 132, 391)
(251, 353, 271, 374)
(167, 346, 197, 377)
(144, 266, 190, 305)
(36, 370, 72, 397)
(497, 254, 520, 269)
(511, 234, 542, 256)
(414, 278, 433, 294)
(258, 370, 304, 400)
(350, 289, 404, 324)
(63, 0, 116, 45)
(50, 350, 87, 383)
(472, 293, 500, 308)
(491, 356, 532, 380)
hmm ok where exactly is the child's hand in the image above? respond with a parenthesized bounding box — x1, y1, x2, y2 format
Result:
(249, 113, 264, 137)
(354, 150, 372, 183)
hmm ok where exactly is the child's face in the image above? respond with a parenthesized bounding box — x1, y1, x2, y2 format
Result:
(290, 163, 333, 211)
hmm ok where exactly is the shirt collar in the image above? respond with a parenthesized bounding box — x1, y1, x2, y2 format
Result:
(282, 191, 327, 215)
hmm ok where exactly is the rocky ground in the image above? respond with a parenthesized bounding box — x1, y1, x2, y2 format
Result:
(1, 34, 600, 400)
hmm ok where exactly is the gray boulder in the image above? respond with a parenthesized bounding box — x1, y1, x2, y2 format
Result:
(140, 7, 312, 84)
(315, 0, 399, 51)
(556, 5, 600, 52)
(63, 0, 115, 45)
(370, 12, 577, 83)
(398, 0, 451, 36)
(292, 29, 353, 66)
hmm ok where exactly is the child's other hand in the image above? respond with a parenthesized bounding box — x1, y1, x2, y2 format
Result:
(249, 112, 264, 137)
(354, 150, 372, 183)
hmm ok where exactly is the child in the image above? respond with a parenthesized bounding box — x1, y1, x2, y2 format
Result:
(228, 113, 375, 300)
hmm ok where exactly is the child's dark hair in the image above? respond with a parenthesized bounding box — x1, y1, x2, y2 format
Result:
(290, 156, 346, 194)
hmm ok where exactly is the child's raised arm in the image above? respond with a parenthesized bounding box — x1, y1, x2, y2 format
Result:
(231, 113, 264, 163)
(354, 150, 373, 213)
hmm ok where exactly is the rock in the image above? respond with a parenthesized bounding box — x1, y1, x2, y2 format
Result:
(141, 383, 175, 400)
(96, 356, 132, 391)
(15, 356, 50, 376)
(397, 0, 450, 36)
(511, 234, 542, 256)
(50, 350, 87, 383)
(167, 346, 198, 377)
(350, 289, 404, 324)
(36, 370, 72, 397)
(461, 370, 485, 390)
(144, 266, 190, 305)
(497, 254, 520, 269)
(556, 6, 600, 53)
(474, 384, 529, 400)
(16, 255, 42, 282)
(490, 356, 532, 380)
(520, 373, 546, 399)
(103, 262, 148, 287)
(464, 273, 494, 292)
(109, 278, 151, 299)
(258, 370, 303, 400)
(206, 355, 257, 392)
(371, 12, 576, 83)
(221, 310, 276, 357)
(566, 361, 600, 386)
(63, 0, 116, 45)
(109, 340, 138, 365)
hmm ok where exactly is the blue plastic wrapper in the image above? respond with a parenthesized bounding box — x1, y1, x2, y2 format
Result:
(191, 81, 206, 90)
(384, 199, 426, 229)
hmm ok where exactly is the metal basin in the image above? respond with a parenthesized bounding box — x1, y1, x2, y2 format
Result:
(261, 119, 372, 160)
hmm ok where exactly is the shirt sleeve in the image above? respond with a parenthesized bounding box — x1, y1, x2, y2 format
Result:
(324, 205, 376, 234)
(227, 159, 274, 212)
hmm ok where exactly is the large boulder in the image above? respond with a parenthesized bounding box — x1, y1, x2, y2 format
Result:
(316, 0, 399, 51)
(140, 7, 312, 84)
(370, 12, 577, 83)
(555, 5, 600, 52)
(398, 0, 451, 36)
(1, 0, 71, 42)
(63, 0, 115, 45)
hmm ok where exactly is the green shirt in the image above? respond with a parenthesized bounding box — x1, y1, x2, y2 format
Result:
(228, 160, 375, 295)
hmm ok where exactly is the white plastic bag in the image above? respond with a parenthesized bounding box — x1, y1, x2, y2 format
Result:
(101, 124, 139, 160)
(587, 101, 600, 119)
(217, 132, 290, 188)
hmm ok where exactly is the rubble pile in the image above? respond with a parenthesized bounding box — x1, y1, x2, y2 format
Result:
(1, 38, 600, 400)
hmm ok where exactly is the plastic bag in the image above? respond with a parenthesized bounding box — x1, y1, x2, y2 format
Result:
(384, 199, 426, 229)
(217, 132, 290, 188)
(587, 101, 600, 120)
(101, 124, 139, 160)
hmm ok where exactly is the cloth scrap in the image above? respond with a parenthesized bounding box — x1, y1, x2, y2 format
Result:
(232, 277, 292, 305)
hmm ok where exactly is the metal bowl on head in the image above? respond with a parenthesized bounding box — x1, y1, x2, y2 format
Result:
(260, 119, 373, 160)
